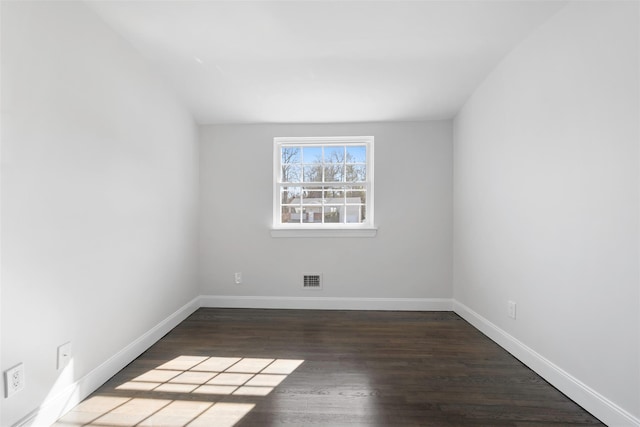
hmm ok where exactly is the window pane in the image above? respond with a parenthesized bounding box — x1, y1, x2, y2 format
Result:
(281, 147, 301, 164)
(346, 189, 366, 204)
(302, 187, 323, 203)
(303, 165, 322, 182)
(324, 208, 340, 223)
(302, 146, 322, 163)
(281, 206, 301, 223)
(324, 164, 344, 182)
(324, 146, 345, 163)
(323, 187, 344, 200)
(281, 165, 301, 183)
(346, 164, 366, 182)
(302, 207, 322, 223)
(346, 145, 366, 163)
(281, 187, 301, 204)
(345, 205, 364, 223)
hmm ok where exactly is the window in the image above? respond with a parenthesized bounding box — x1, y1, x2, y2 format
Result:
(273, 136, 375, 236)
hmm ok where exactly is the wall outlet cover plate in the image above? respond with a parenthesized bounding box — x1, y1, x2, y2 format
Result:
(58, 342, 72, 370)
(4, 363, 25, 398)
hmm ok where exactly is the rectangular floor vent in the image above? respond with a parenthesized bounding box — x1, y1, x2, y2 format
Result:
(302, 273, 322, 290)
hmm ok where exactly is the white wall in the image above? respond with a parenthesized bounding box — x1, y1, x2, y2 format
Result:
(200, 122, 452, 304)
(1, 2, 199, 425)
(453, 1, 639, 424)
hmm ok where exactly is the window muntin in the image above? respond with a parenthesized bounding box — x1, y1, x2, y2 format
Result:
(274, 137, 374, 228)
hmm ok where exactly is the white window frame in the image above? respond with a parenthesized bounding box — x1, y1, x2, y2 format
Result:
(271, 136, 376, 238)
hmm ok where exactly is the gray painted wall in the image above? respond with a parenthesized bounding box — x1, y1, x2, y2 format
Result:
(1, 2, 200, 425)
(453, 1, 639, 421)
(199, 122, 453, 300)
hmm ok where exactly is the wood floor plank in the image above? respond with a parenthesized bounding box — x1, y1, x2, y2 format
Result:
(61, 308, 604, 426)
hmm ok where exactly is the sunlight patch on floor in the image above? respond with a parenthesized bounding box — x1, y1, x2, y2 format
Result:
(53, 356, 304, 427)
(116, 356, 303, 397)
(54, 397, 254, 427)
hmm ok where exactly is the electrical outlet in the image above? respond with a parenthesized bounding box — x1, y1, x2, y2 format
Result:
(58, 342, 72, 370)
(234, 272, 242, 284)
(4, 363, 25, 398)
(508, 301, 517, 319)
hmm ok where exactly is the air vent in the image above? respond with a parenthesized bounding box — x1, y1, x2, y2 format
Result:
(302, 273, 322, 290)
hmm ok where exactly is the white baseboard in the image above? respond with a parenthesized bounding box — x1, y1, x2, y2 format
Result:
(14, 297, 200, 427)
(453, 300, 640, 427)
(199, 295, 453, 311)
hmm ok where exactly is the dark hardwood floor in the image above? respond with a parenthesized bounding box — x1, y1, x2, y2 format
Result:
(55, 308, 604, 426)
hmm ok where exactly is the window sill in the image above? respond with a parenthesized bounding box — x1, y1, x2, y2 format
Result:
(270, 227, 378, 238)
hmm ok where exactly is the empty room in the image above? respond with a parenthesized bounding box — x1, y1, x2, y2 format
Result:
(1, 0, 639, 426)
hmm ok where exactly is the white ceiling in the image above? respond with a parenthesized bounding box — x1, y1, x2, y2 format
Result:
(88, 1, 566, 124)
